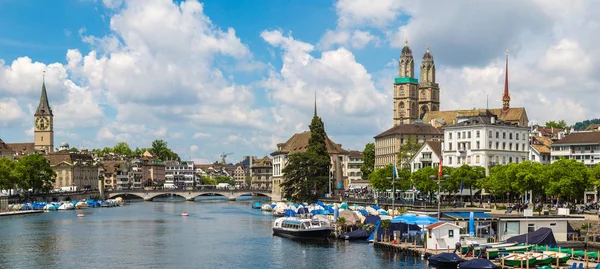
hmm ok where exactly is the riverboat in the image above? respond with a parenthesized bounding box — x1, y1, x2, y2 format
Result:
(272, 217, 333, 240)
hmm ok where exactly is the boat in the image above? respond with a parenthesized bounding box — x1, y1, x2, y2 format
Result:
(252, 202, 262, 209)
(502, 253, 537, 267)
(427, 253, 465, 268)
(261, 204, 273, 211)
(272, 217, 333, 240)
(457, 258, 497, 269)
(339, 229, 371, 241)
(487, 244, 533, 259)
(58, 203, 75, 210)
(462, 242, 517, 255)
(181, 212, 189, 216)
(526, 252, 554, 265)
(77, 213, 85, 217)
(541, 251, 571, 263)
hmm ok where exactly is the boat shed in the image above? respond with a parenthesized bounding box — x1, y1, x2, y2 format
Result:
(441, 211, 498, 240)
(425, 222, 461, 250)
(492, 214, 584, 242)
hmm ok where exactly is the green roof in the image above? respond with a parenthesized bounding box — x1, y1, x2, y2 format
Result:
(395, 77, 419, 84)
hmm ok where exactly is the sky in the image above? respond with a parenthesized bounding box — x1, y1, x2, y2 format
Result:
(0, 0, 599, 164)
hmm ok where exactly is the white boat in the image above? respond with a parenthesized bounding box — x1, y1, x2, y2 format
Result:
(58, 203, 75, 210)
(261, 204, 273, 211)
(75, 201, 88, 209)
(272, 217, 333, 240)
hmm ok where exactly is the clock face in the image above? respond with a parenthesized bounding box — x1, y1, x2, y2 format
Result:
(36, 117, 49, 130)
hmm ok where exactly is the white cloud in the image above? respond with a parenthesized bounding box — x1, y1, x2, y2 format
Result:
(192, 132, 211, 139)
(319, 29, 379, 50)
(335, 0, 402, 29)
(0, 98, 26, 123)
(189, 145, 199, 152)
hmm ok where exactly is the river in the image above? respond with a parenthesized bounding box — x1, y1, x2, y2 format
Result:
(0, 197, 428, 268)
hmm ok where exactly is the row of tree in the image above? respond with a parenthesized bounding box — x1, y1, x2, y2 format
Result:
(90, 139, 180, 161)
(0, 155, 55, 194)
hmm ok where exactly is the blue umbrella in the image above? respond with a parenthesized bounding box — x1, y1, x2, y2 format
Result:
(359, 209, 368, 216)
(316, 201, 325, 207)
(469, 212, 475, 237)
(284, 209, 297, 217)
(310, 209, 326, 215)
(413, 215, 439, 225)
(371, 205, 380, 210)
(391, 214, 418, 224)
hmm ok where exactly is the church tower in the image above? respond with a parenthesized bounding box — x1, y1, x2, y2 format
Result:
(418, 46, 440, 119)
(393, 40, 419, 125)
(34, 73, 54, 153)
(502, 50, 511, 112)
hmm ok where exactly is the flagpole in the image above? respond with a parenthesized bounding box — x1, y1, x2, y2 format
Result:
(392, 163, 395, 217)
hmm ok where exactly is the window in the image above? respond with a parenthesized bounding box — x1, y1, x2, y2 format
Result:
(505, 222, 519, 235)
(496, 132, 499, 138)
(488, 131, 492, 138)
(509, 133, 513, 139)
(503, 132, 506, 139)
(448, 143, 453, 151)
(509, 157, 513, 163)
(503, 142, 506, 150)
(476, 141, 480, 149)
(496, 142, 499, 149)
(457, 132, 461, 139)
(516, 144, 519, 151)
(489, 142, 492, 149)
(528, 223, 535, 233)
(516, 133, 519, 140)
(476, 131, 480, 138)
(449, 132, 453, 139)
(449, 157, 453, 164)
(448, 230, 454, 238)
(509, 143, 512, 150)
(428, 229, 432, 238)
(550, 223, 556, 226)
(476, 155, 480, 163)
(468, 132, 471, 139)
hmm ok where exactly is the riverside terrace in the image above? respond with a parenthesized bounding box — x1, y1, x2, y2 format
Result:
(108, 188, 274, 201)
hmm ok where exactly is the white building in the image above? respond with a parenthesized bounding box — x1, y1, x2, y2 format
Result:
(347, 150, 367, 188)
(409, 141, 442, 173)
(426, 222, 461, 250)
(442, 111, 529, 175)
(497, 215, 584, 242)
(374, 123, 443, 169)
(165, 160, 196, 189)
(550, 131, 600, 168)
(529, 136, 551, 164)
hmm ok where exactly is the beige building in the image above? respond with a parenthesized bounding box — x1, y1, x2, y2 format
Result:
(101, 161, 131, 191)
(141, 154, 165, 187)
(232, 165, 246, 185)
(45, 149, 100, 190)
(251, 156, 272, 189)
(7, 78, 55, 155)
(374, 123, 442, 169)
(0, 139, 15, 160)
(347, 150, 367, 187)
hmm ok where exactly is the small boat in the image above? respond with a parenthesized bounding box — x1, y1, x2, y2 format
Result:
(58, 203, 75, 210)
(541, 251, 571, 264)
(77, 213, 85, 217)
(339, 229, 371, 241)
(428, 253, 465, 268)
(272, 217, 333, 240)
(261, 204, 273, 211)
(252, 202, 262, 209)
(181, 212, 189, 216)
(462, 242, 517, 255)
(502, 253, 537, 267)
(457, 258, 497, 269)
(487, 244, 533, 259)
(526, 252, 554, 265)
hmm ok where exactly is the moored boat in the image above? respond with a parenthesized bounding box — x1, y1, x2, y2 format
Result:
(541, 251, 571, 263)
(272, 217, 333, 240)
(462, 242, 516, 255)
(502, 253, 537, 267)
(488, 245, 533, 259)
(252, 202, 262, 209)
(428, 253, 465, 268)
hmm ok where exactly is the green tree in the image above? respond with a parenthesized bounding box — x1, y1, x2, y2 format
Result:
(151, 140, 180, 161)
(214, 175, 235, 185)
(112, 142, 133, 156)
(12, 154, 56, 194)
(480, 165, 513, 204)
(397, 137, 422, 169)
(544, 159, 592, 201)
(281, 151, 330, 203)
(451, 165, 485, 205)
(202, 176, 217, 185)
(591, 163, 600, 186)
(360, 143, 375, 180)
(411, 166, 437, 202)
(368, 164, 411, 192)
(68, 147, 78, 152)
(244, 175, 252, 186)
(0, 158, 17, 190)
(545, 120, 569, 130)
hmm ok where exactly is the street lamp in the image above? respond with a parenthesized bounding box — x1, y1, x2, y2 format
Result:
(430, 174, 450, 220)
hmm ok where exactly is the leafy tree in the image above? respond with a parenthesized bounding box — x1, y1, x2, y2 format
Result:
(573, 118, 600, 131)
(280, 111, 330, 202)
(545, 120, 569, 130)
(151, 140, 180, 161)
(68, 147, 78, 152)
(368, 164, 411, 192)
(438, 166, 457, 194)
(202, 177, 217, 185)
(214, 175, 235, 186)
(451, 165, 485, 205)
(112, 142, 133, 156)
(281, 151, 329, 203)
(360, 143, 375, 180)
(0, 158, 17, 190)
(397, 137, 422, 169)
(410, 166, 437, 202)
(544, 159, 592, 201)
(244, 175, 252, 186)
(12, 154, 56, 194)
(480, 165, 513, 204)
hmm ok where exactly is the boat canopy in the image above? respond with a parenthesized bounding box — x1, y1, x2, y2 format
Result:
(505, 227, 557, 246)
(428, 252, 464, 263)
(458, 258, 498, 269)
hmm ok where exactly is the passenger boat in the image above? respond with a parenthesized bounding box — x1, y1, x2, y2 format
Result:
(272, 217, 333, 240)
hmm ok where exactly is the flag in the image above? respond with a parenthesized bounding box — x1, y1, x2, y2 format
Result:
(437, 158, 443, 178)
(460, 180, 464, 194)
(393, 162, 399, 178)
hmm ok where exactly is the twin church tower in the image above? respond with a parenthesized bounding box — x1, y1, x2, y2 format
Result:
(393, 40, 440, 126)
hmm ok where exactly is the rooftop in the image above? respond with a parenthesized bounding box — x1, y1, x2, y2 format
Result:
(374, 123, 442, 139)
(552, 131, 600, 145)
(423, 107, 528, 126)
(272, 131, 348, 156)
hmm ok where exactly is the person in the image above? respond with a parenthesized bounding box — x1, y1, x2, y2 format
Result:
(454, 242, 461, 254)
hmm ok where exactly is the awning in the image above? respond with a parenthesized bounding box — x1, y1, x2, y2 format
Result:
(443, 212, 496, 220)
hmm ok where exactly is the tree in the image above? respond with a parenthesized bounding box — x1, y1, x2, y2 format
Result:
(573, 118, 600, 131)
(480, 165, 513, 204)
(397, 137, 422, 169)
(151, 140, 180, 161)
(451, 165, 485, 205)
(214, 175, 235, 186)
(280, 112, 330, 202)
(12, 154, 56, 194)
(0, 158, 17, 190)
(244, 175, 252, 186)
(410, 166, 437, 202)
(68, 147, 78, 152)
(112, 142, 133, 156)
(360, 143, 375, 180)
(368, 164, 411, 192)
(202, 177, 217, 185)
(545, 120, 569, 130)
(544, 159, 592, 202)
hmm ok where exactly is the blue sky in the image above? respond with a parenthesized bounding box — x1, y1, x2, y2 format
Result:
(0, 0, 598, 164)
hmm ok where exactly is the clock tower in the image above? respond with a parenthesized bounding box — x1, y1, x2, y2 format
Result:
(34, 76, 54, 153)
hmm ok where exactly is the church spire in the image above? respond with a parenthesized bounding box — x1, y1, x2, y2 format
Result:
(502, 50, 511, 112)
(313, 90, 317, 117)
(35, 71, 53, 116)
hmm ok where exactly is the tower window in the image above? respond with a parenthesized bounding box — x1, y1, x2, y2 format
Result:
(41, 136, 43, 142)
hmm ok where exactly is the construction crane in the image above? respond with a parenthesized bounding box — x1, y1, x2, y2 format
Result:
(220, 152, 234, 165)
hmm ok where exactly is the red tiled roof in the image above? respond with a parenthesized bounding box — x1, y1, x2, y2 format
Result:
(553, 132, 600, 145)
(425, 222, 445, 229)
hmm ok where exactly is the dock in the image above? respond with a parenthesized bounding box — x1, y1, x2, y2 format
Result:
(0, 210, 44, 217)
(373, 240, 600, 268)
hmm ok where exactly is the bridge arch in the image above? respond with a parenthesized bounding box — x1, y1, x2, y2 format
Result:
(231, 192, 273, 200)
(109, 193, 145, 200)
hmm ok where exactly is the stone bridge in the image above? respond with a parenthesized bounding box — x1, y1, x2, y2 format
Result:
(108, 189, 277, 201)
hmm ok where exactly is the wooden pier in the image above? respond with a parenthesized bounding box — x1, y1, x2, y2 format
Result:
(373, 240, 600, 268)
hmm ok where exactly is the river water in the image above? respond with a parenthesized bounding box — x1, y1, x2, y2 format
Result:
(0, 197, 428, 268)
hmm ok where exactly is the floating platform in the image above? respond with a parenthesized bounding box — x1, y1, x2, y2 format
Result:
(0, 210, 44, 217)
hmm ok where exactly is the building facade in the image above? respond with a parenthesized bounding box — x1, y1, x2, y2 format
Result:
(141, 154, 166, 187)
(0, 139, 15, 160)
(550, 131, 600, 168)
(45, 149, 100, 190)
(101, 160, 131, 191)
(374, 123, 443, 169)
(165, 161, 196, 189)
(232, 165, 246, 185)
(442, 111, 529, 175)
(394, 41, 440, 125)
(409, 141, 442, 173)
(347, 150, 367, 187)
(250, 156, 272, 189)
